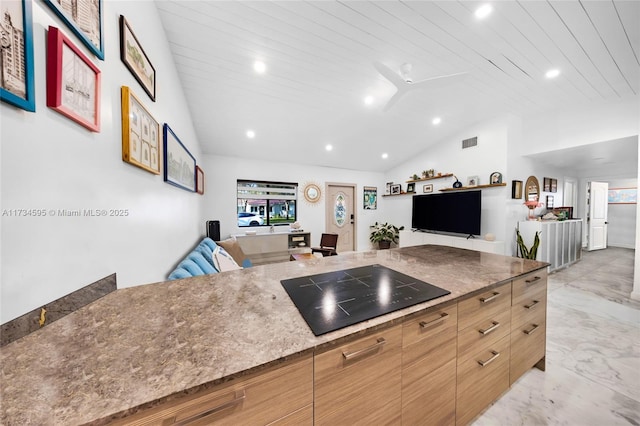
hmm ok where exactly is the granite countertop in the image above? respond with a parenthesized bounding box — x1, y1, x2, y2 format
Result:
(0, 245, 547, 425)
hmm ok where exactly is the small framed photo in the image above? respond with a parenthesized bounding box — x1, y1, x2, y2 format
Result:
(407, 182, 416, 193)
(385, 182, 393, 195)
(163, 124, 196, 192)
(121, 86, 160, 174)
(0, 0, 36, 112)
(390, 184, 401, 195)
(196, 166, 205, 195)
(543, 177, 552, 192)
(551, 179, 558, 193)
(120, 15, 156, 101)
(467, 176, 479, 187)
(423, 184, 433, 193)
(490, 172, 502, 184)
(43, 0, 104, 60)
(512, 180, 523, 199)
(546, 195, 554, 208)
(46, 26, 101, 132)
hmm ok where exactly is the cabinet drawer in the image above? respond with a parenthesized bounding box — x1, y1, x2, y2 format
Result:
(314, 325, 402, 425)
(458, 282, 511, 331)
(403, 303, 458, 370)
(512, 271, 547, 306)
(114, 355, 313, 426)
(267, 404, 313, 426)
(403, 357, 456, 426)
(510, 318, 547, 385)
(511, 286, 547, 329)
(457, 310, 511, 362)
(456, 335, 510, 426)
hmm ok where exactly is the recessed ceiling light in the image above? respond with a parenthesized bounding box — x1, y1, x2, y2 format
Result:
(475, 4, 493, 19)
(325, 144, 333, 151)
(432, 117, 442, 125)
(364, 95, 374, 106)
(381, 153, 388, 159)
(253, 61, 266, 74)
(246, 130, 255, 139)
(545, 69, 560, 79)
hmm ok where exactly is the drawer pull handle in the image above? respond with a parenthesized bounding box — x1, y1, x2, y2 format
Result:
(342, 337, 386, 361)
(479, 321, 500, 335)
(523, 324, 540, 335)
(525, 276, 542, 284)
(524, 300, 540, 310)
(479, 292, 500, 303)
(419, 312, 449, 330)
(478, 350, 500, 367)
(172, 389, 246, 425)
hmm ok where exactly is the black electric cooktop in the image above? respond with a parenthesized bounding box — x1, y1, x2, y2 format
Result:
(280, 264, 450, 336)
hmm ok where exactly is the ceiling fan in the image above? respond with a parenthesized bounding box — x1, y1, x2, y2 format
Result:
(373, 61, 468, 111)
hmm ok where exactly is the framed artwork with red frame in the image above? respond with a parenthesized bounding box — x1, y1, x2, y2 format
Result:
(46, 26, 101, 132)
(196, 166, 205, 195)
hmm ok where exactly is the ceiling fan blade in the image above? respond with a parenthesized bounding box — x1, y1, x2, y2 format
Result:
(373, 61, 405, 87)
(408, 72, 468, 90)
(382, 87, 407, 112)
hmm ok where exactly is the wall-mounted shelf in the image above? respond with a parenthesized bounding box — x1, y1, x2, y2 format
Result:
(439, 183, 506, 192)
(382, 192, 416, 197)
(406, 173, 453, 183)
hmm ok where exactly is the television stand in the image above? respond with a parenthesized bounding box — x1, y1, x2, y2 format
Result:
(399, 230, 504, 255)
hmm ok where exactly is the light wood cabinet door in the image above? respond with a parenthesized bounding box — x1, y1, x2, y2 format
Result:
(402, 304, 458, 426)
(314, 325, 403, 425)
(457, 282, 511, 331)
(457, 309, 511, 362)
(112, 354, 313, 426)
(456, 335, 511, 426)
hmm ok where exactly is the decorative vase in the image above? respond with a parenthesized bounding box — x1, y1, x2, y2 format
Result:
(378, 241, 391, 250)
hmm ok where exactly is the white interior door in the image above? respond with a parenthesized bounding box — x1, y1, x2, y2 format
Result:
(326, 184, 355, 253)
(587, 181, 609, 251)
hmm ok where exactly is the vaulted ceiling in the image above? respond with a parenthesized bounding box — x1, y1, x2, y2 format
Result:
(156, 1, 639, 172)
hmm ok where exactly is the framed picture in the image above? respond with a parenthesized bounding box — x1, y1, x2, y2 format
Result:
(423, 184, 433, 193)
(120, 15, 156, 101)
(43, 0, 103, 60)
(163, 124, 196, 192)
(608, 188, 637, 204)
(390, 184, 401, 195)
(490, 172, 502, 184)
(46, 26, 101, 132)
(363, 186, 377, 210)
(546, 195, 554, 208)
(512, 180, 523, 199)
(407, 182, 416, 193)
(121, 86, 160, 174)
(467, 176, 479, 187)
(543, 177, 551, 192)
(385, 182, 393, 195)
(196, 166, 205, 195)
(551, 178, 558, 193)
(0, 0, 35, 112)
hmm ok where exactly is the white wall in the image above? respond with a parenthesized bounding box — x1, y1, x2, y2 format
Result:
(0, 1, 203, 323)
(201, 155, 384, 251)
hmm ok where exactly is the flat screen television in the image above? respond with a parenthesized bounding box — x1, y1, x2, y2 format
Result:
(411, 190, 481, 236)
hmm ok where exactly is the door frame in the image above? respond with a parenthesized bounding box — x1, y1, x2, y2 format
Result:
(325, 182, 357, 252)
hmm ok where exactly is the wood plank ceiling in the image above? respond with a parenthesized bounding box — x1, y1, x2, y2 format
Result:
(155, 1, 639, 172)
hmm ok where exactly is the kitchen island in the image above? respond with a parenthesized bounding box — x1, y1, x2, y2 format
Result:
(0, 245, 548, 425)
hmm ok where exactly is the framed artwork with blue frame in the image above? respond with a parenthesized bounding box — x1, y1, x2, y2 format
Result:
(42, 0, 104, 60)
(0, 0, 36, 112)
(163, 124, 196, 192)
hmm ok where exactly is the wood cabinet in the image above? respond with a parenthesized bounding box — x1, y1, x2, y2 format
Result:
(510, 271, 548, 385)
(314, 325, 403, 425)
(402, 303, 458, 426)
(456, 282, 512, 426)
(111, 355, 313, 426)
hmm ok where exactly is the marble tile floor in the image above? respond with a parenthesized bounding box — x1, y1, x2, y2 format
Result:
(474, 247, 640, 426)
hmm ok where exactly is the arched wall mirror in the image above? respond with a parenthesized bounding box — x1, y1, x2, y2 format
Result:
(525, 176, 540, 202)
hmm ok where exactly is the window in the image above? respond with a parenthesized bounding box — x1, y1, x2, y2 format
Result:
(237, 180, 297, 227)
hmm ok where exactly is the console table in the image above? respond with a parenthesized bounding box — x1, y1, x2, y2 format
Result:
(399, 230, 505, 255)
(233, 231, 311, 265)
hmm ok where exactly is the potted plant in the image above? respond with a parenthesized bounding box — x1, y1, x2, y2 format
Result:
(370, 222, 405, 249)
(516, 228, 540, 259)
